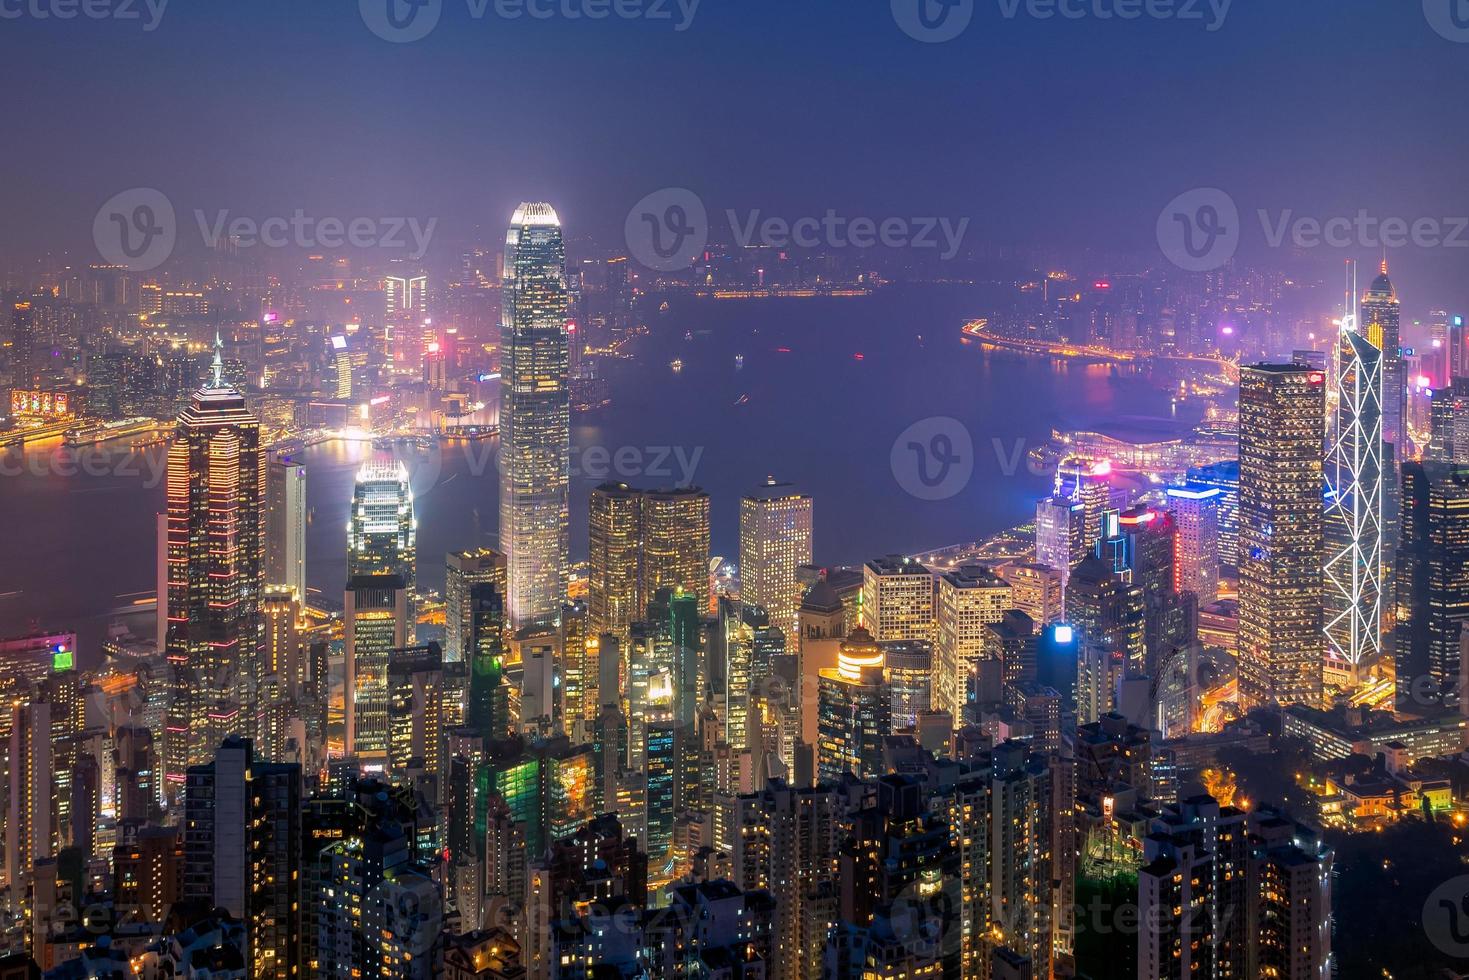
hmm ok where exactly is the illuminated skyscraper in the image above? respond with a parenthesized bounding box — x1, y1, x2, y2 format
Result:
(163, 338, 262, 790)
(589, 483, 711, 638)
(499, 203, 571, 628)
(1363, 263, 1404, 633)
(1186, 459, 1240, 568)
(816, 627, 889, 782)
(445, 548, 506, 663)
(1237, 364, 1325, 709)
(1166, 486, 1223, 604)
(738, 478, 813, 637)
(344, 574, 409, 765)
(1323, 313, 1384, 675)
(1056, 456, 1113, 548)
(1035, 495, 1088, 599)
(265, 455, 306, 601)
(1395, 460, 1469, 703)
(934, 565, 1011, 723)
(860, 555, 935, 642)
(348, 459, 417, 592)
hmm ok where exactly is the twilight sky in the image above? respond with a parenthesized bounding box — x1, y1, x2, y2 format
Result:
(5, 0, 1469, 306)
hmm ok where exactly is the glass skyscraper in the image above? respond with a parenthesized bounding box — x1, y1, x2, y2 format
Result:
(348, 459, 417, 591)
(499, 203, 570, 628)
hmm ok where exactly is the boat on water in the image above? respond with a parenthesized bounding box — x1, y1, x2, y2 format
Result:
(64, 418, 166, 448)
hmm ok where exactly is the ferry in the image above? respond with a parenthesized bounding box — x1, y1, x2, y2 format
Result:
(64, 417, 166, 448)
(670, 359, 684, 374)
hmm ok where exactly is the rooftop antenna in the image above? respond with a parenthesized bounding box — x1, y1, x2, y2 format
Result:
(209, 331, 224, 389)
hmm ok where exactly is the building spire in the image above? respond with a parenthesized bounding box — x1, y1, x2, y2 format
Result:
(210, 331, 224, 389)
(1380, 248, 1388, 276)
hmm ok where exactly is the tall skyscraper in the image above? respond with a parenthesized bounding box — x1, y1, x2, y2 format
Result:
(588, 483, 711, 638)
(738, 478, 813, 637)
(445, 548, 506, 662)
(1056, 456, 1113, 547)
(816, 627, 889, 782)
(860, 555, 935, 642)
(1035, 495, 1088, 598)
(1186, 459, 1240, 568)
(162, 339, 262, 790)
(1323, 316, 1384, 676)
(348, 459, 416, 591)
(1363, 263, 1404, 634)
(265, 455, 306, 601)
(344, 574, 409, 765)
(1166, 486, 1222, 604)
(934, 564, 1011, 723)
(1395, 460, 1469, 703)
(499, 203, 571, 629)
(1238, 364, 1326, 709)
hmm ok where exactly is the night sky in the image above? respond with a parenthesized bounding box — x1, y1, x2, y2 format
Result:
(5, 0, 1469, 305)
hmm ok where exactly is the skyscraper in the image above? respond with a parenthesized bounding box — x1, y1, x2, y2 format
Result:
(163, 339, 262, 790)
(265, 455, 306, 601)
(588, 483, 711, 638)
(860, 555, 935, 642)
(1166, 486, 1222, 604)
(1238, 364, 1326, 709)
(344, 574, 409, 765)
(348, 458, 416, 591)
(1035, 495, 1088, 598)
(816, 627, 889, 783)
(1395, 460, 1469, 703)
(739, 478, 813, 637)
(500, 203, 570, 629)
(445, 548, 506, 663)
(934, 564, 1011, 723)
(1323, 319, 1384, 675)
(1363, 263, 1404, 634)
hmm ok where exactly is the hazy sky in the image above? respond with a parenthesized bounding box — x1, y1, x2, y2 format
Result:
(6, 0, 1469, 306)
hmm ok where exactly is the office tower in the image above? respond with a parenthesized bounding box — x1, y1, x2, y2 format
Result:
(1113, 506, 1194, 674)
(445, 548, 507, 663)
(500, 202, 571, 629)
(934, 565, 1011, 723)
(1067, 555, 1145, 711)
(561, 601, 592, 732)
(387, 643, 445, 796)
(1035, 495, 1088, 596)
(984, 609, 1037, 689)
(882, 640, 932, 731)
(815, 627, 889, 782)
(344, 574, 409, 764)
(1056, 456, 1113, 547)
(1237, 364, 1325, 709)
(348, 458, 417, 591)
(330, 334, 354, 398)
(993, 563, 1062, 628)
(860, 555, 935, 641)
(9, 301, 33, 388)
(1186, 459, 1240, 568)
(385, 272, 429, 323)
(1166, 486, 1223, 603)
(1396, 461, 1469, 702)
(1323, 320, 1384, 676)
(6, 700, 52, 889)
(183, 736, 301, 980)
(1244, 807, 1333, 979)
(739, 478, 814, 637)
(163, 338, 262, 791)
(1362, 262, 1404, 449)
(265, 456, 306, 601)
(588, 483, 712, 639)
